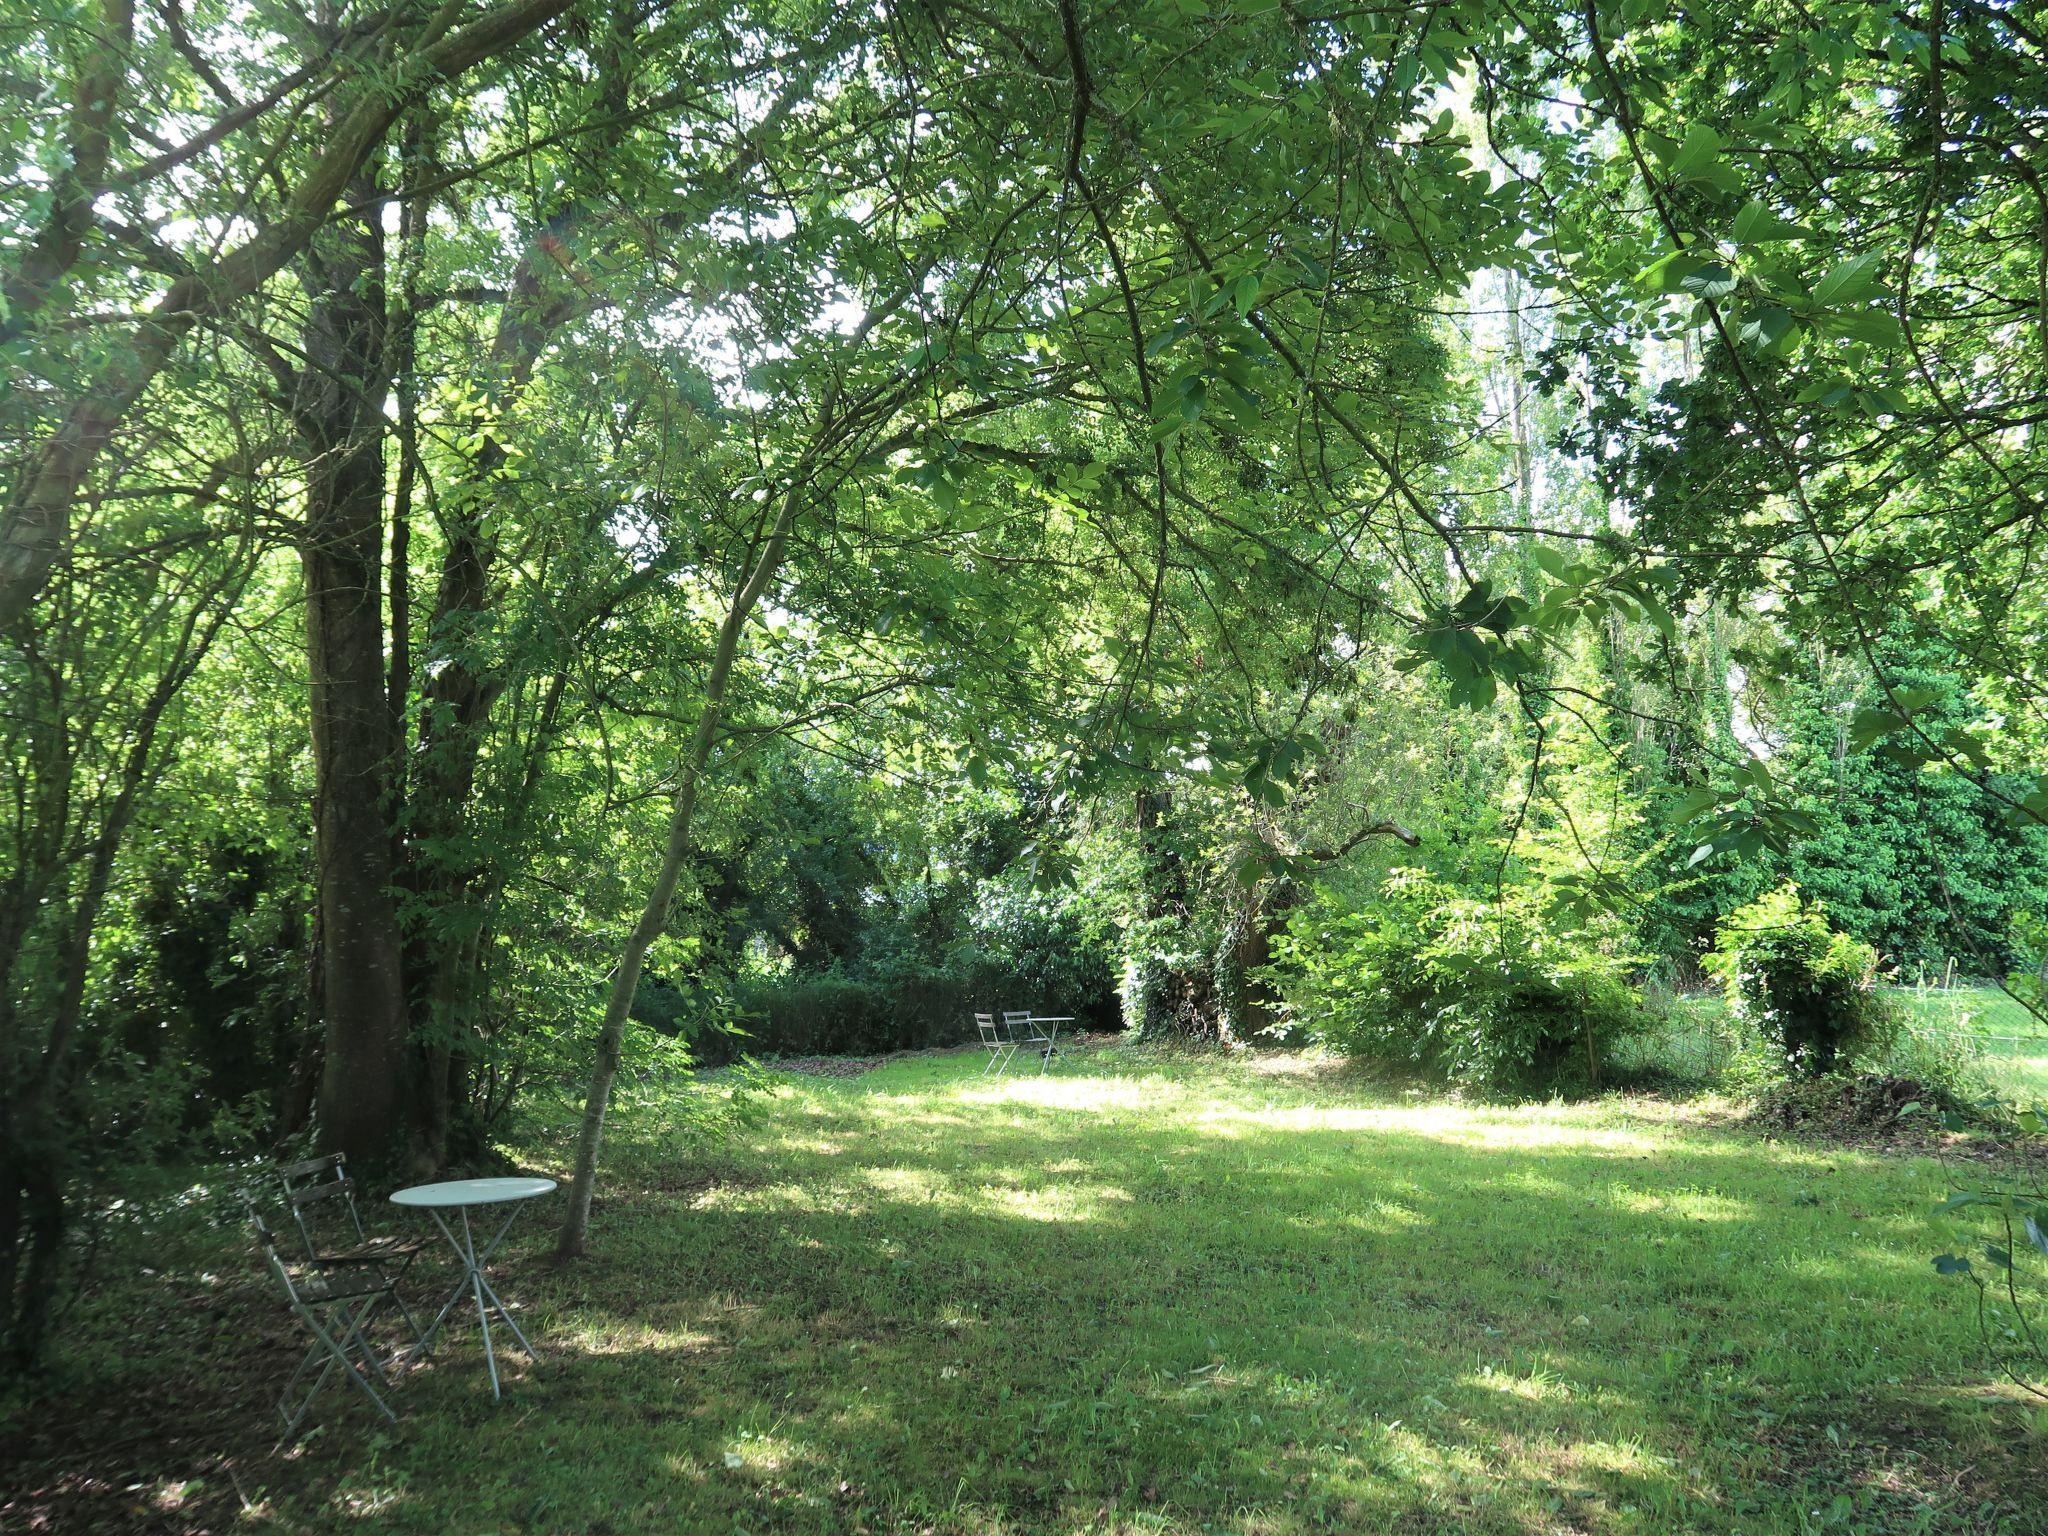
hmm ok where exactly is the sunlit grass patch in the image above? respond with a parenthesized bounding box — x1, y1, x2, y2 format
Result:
(11, 1038, 2042, 1534)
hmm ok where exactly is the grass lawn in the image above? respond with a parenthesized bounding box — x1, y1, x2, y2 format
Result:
(1894, 987, 2048, 1104)
(7, 1042, 2045, 1534)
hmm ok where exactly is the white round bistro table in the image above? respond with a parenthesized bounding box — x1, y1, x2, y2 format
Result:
(391, 1176, 555, 1399)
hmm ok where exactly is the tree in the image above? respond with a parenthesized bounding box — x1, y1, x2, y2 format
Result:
(0, 0, 579, 628)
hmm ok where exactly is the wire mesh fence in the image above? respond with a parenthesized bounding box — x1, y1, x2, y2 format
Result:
(1627, 980, 2048, 1098)
(1891, 978, 2044, 1046)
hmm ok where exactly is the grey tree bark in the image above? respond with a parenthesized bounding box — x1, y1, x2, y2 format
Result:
(298, 163, 414, 1167)
(555, 496, 798, 1258)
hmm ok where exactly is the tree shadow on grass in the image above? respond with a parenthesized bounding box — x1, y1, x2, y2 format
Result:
(2, 1056, 2026, 1534)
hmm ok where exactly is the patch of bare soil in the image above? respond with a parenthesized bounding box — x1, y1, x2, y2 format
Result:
(1746, 1072, 1951, 1139)
(1732, 1072, 2048, 1181)
(1750, 1390, 2046, 1533)
(0, 1271, 365, 1535)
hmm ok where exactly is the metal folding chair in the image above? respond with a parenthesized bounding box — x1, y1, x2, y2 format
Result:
(248, 1204, 401, 1437)
(975, 1011, 1016, 1075)
(1003, 1010, 1058, 1073)
(276, 1152, 424, 1339)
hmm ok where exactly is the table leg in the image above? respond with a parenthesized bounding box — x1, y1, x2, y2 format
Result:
(406, 1204, 541, 1396)
(462, 1206, 502, 1399)
(408, 1212, 474, 1358)
(477, 1268, 540, 1359)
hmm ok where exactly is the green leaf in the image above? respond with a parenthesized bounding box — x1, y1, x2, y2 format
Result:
(1736, 307, 1797, 350)
(1635, 590, 1680, 639)
(1638, 250, 1709, 296)
(1828, 311, 1905, 348)
(1890, 686, 1943, 714)
(1145, 319, 1191, 359)
(1679, 263, 1738, 300)
(1730, 201, 1812, 244)
(1849, 708, 1906, 748)
(1668, 786, 1718, 822)
(1663, 122, 1725, 180)
(1811, 252, 1884, 308)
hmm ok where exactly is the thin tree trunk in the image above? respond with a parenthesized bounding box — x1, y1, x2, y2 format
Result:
(556, 497, 798, 1259)
(1, 540, 253, 1364)
(386, 110, 426, 750)
(1503, 268, 1534, 521)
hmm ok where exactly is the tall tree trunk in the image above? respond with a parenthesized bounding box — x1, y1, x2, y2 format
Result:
(300, 165, 411, 1167)
(400, 233, 582, 1163)
(556, 497, 798, 1259)
(1132, 782, 1217, 1040)
(1228, 874, 1300, 1039)
(398, 30, 810, 1154)
(400, 0, 658, 1152)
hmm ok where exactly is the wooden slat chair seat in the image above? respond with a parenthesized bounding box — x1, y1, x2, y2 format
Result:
(275, 1153, 424, 1337)
(277, 1261, 405, 1307)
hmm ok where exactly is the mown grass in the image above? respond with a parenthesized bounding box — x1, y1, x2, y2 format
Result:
(7, 1042, 2046, 1534)
(1893, 986, 2048, 1104)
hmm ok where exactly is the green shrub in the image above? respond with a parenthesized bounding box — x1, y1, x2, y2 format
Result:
(728, 970, 976, 1059)
(668, 935, 1117, 1068)
(1268, 872, 1649, 1093)
(639, 872, 1120, 1065)
(965, 881, 1119, 1017)
(1705, 883, 1896, 1076)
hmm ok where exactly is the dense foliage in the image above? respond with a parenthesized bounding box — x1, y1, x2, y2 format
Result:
(1271, 873, 1649, 1092)
(1706, 884, 1898, 1076)
(4, 0, 2046, 1376)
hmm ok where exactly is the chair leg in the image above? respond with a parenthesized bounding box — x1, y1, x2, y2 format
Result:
(281, 1301, 399, 1436)
(279, 1348, 338, 1439)
(340, 1291, 392, 1385)
(275, 1302, 377, 1420)
(278, 1334, 330, 1428)
(390, 1287, 424, 1346)
(477, 1269, 541, 1362)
